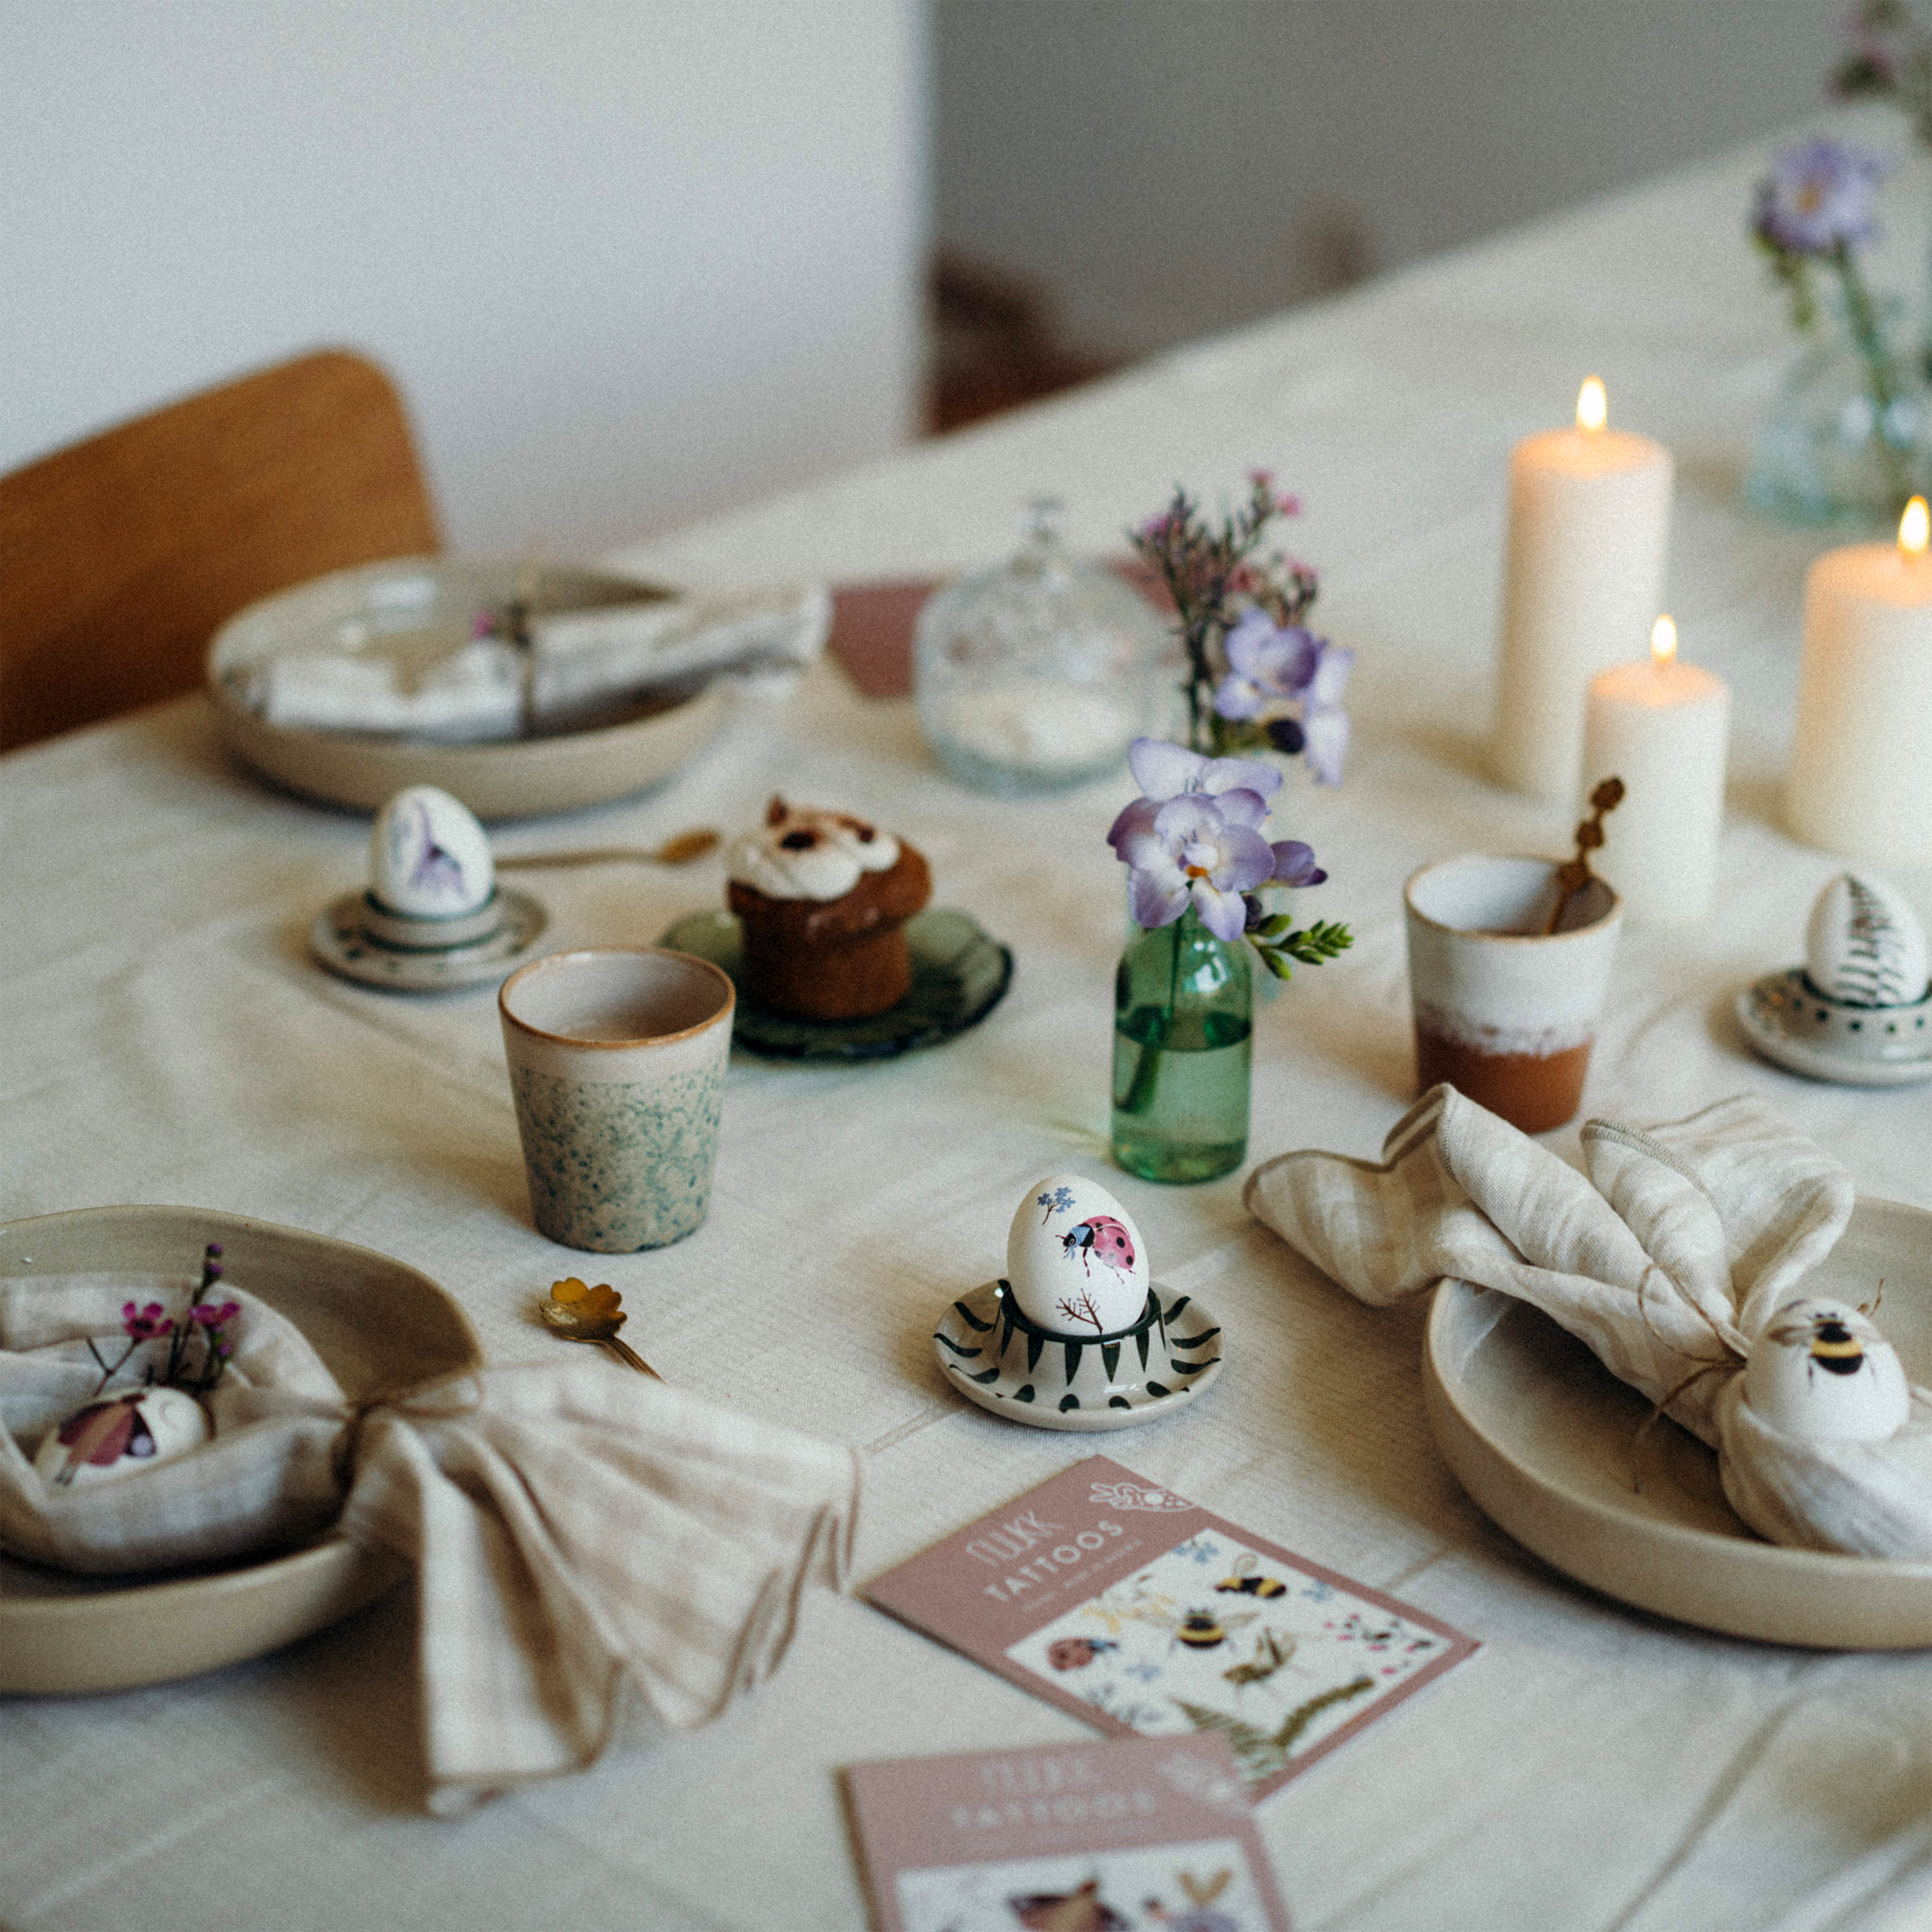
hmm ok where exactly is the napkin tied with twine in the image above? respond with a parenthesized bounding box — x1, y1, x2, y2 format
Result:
(1243, 1087, 1932, 1560)
(0, 1279, 856, 1814)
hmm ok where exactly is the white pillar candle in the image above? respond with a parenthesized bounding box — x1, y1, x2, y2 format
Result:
(1787, 496, 1932, 868)
(1582, 616, 1730, 924)
(1494, 377, 1675, 803)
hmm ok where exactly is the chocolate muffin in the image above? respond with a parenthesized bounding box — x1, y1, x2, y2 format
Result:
(726, 798, 932, 1019)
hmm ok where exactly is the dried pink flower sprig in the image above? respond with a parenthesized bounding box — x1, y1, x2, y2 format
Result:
(1129, 470, 1349, 780)
(87, 1243, 240, 1399)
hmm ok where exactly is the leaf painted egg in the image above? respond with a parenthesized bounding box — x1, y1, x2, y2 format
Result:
(1742, 1298, 1910, 1443)
(1007, 1174, 1151, 1337)
(1804, 873, 1929, 1009)
(32, 1386, 210, 1488)
(369, 784, 495, 917)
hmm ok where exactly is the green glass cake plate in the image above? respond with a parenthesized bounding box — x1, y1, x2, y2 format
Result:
(656, 906, 1012, 1060)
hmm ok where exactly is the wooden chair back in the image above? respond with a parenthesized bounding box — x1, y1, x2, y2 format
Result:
(1, 349, 440, 751)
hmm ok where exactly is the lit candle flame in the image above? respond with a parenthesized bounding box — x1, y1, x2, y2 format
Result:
(1577, 376, 1607, 434)
(1651, 614, 1677, 668)
(1900, 495, 1929, 556)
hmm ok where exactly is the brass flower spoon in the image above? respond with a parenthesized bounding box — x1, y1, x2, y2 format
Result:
(498, 829, 719, 871)
(539, 1278, 662, 1379)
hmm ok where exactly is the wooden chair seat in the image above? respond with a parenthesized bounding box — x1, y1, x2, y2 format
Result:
(1, 349, 440, 751)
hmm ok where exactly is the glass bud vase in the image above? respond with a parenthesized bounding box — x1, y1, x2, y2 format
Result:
(1745, 288, 1930, 531)
(1111, 907, 1252, 1184)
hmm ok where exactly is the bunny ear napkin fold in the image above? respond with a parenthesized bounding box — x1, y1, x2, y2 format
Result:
(0, 1281, 857, 1815)
(1243, 1087, 1932, 1560)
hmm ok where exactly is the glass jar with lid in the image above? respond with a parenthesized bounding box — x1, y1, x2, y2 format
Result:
(913, 499, 1172, 795)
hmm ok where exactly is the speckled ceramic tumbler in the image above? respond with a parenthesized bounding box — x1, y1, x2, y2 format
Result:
(498, 948, 734, 1252)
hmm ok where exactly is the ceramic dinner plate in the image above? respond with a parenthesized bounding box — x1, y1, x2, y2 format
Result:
(1423, 1195, 1932, 1648)
(207, 556, 733, 819)
(657, 906, 1013, 1060)
(0, 1206, 481, 1694)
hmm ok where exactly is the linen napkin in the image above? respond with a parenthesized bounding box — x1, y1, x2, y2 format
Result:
(240, 580, 832, 739)
(0, 1277, 858, 1814)
(1243, 1087, 1932, 1559)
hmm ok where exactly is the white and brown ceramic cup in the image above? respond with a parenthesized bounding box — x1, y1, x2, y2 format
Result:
(498, 948, 734, 1252)
(1403, 855, 1623, 1134)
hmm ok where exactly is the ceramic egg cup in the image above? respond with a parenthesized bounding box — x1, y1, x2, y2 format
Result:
(934, 1280, 1223, 1431)
(311, 886, 549, 992)
(1739, 872, 1932, 1087)
(1736, 968, 1932, 1087)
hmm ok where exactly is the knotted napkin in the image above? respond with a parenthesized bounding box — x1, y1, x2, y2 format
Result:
(1243, 1087, 1932, 1559)
(237, 580, 831, 739)
(0, 1277, 857, 1812)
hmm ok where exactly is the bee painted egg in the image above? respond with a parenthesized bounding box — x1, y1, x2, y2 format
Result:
(1804, 874, 1929, 1009)
(369, 785, 495, 918)
(1742, 1298, 1911, 1443)
(32, 1386, 210, 1488)
(1007, 1174, 1151, 1336)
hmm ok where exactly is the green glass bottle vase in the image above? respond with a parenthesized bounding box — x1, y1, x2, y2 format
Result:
(1111, 906, 1252, 1184)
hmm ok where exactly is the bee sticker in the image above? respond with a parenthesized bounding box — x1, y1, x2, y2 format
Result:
(1213, 1553, 1287, 1599)
(1136, 1604, 1259, 1652)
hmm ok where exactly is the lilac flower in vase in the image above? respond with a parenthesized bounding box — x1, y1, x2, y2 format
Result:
(1212, 610, 1355, 786)
(1746, 134, 1929, 524)
(1107, 737, 1351, 1184)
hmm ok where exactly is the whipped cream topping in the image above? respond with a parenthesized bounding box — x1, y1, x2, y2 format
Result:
(726, 798, 901, 901)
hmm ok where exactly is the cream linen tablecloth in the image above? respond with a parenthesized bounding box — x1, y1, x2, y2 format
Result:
(5, 113, 1931, 1932)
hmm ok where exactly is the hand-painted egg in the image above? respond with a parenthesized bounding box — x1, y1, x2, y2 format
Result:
(1742, 1298, 1910, 1442)
(369, 784, 495, 917)
(33, 1386, 209, 1488)
(1804, 873, 1929, 1009)
(1006, 1174, 1151, 1336)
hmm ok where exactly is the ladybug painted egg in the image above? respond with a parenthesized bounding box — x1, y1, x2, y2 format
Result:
(32, 1385, 210, 1488)
(1742, 1298, 1910, 1443)
(1006, 1174, 1151, 1336)
(369, 784, 495, 918)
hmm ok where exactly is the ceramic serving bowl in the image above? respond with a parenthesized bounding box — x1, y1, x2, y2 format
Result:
(208, 556, 732, 818)
(0, 1206, 481, 1694)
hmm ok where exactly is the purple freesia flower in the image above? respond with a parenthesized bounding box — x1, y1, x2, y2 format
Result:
(1755, 138, 1889, 255)
(1213, 611, 1321, 720)
(1116, 792, 1277, 941)
(1109, 736, 1332, 939)
(1209, 611, 1354, 784)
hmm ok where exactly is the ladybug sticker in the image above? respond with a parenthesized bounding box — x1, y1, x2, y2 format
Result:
(1061, 1215, 1136, 1276)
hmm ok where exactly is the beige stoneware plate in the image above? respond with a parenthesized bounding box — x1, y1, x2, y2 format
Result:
(207, 556, 732, 819)
(0, 1206, 481, 1693)
(1423, 1194, 1932, 1648)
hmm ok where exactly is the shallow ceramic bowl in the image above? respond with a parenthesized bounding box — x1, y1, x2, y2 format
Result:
(207, 556, 732, 819)
(1423, 1195, 1932, 1648)
(0, 1206, 481, 1693)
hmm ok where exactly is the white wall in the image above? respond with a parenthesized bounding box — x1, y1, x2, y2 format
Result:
(1, 2, 926, 555)
(935, 0, 1841, 362)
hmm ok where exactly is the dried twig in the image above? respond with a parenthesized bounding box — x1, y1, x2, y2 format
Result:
(1543, 777, 1625, 934)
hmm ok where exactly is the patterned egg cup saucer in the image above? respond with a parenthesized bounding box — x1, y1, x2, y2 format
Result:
(309, 885, 549, 992)
(1736, 968, 1932, 1088)
(934, 1278, 1223, 1432)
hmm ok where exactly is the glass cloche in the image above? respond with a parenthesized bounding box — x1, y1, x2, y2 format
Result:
(913, 499, 1172, 795)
